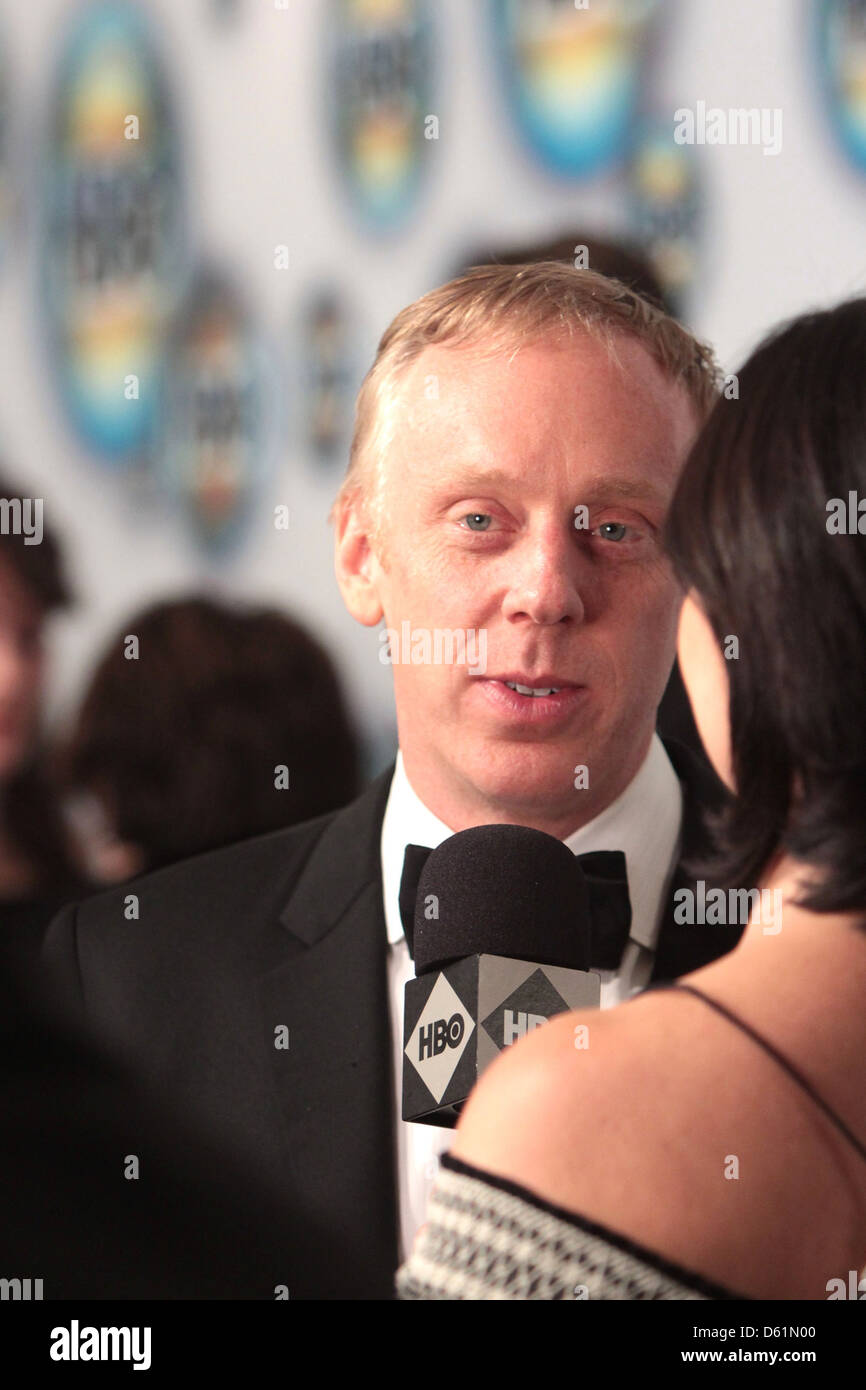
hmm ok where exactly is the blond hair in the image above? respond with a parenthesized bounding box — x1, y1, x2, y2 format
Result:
(333, 260, 721, 530)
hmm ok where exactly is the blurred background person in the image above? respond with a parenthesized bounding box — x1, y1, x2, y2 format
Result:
(460, 231, 670, 308)
(61, 595, 361, 884)
(0, 918, 350, 1299)
(0, 470, 89, 949)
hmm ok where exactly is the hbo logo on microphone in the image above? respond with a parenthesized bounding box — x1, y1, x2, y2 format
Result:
(417, 1012, 465, 1061)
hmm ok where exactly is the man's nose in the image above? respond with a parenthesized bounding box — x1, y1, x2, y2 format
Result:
(501, 525, 586, 627)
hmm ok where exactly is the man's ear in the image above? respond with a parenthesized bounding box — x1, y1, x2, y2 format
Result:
(334, 491, 384, 627)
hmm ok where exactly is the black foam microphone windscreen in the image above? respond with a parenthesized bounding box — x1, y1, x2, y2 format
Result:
(403, 825, 600, 1125)
(413, 824, 592, 975)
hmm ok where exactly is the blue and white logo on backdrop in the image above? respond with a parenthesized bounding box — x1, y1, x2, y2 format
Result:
(629, 117, 701, 315)
(157, 268, 271, 558)
(326, 0, 435, 230)
(41, 1, 187, 464)
(296, 288, 356, 471)
(0, 31, 12, 272)
(490, 0, 660, 179)
(815, 0, 866, 173)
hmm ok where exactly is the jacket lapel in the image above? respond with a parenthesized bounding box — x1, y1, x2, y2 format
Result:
(257, 768, 399, 1298)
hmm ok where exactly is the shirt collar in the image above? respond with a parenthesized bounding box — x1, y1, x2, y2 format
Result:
(381, 751, 453, 948)
(562, 734, 682, 951)
(381, 733, 683, 954)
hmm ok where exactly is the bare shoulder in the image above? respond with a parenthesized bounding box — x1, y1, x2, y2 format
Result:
(451, 988, 866, 1298)
(452, 993, 671, 1190)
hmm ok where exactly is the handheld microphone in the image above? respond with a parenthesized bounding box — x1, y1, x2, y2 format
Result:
(402, 824, 609, 1127)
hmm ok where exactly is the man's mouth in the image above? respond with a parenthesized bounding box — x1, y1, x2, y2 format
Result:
(472, 675, 587, 726)
(502, 681, 562, 698)
(492, 673, 577, 697)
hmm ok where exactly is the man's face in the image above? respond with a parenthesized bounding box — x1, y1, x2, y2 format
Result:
(342, 331, 699, 836)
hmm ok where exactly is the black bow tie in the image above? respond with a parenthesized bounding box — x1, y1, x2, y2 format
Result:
(398, 841, 632, 971)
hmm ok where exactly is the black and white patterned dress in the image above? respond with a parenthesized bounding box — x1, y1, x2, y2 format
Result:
(396, 1152, 747, 1301)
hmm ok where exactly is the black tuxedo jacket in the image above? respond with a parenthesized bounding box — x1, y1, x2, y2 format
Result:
(42, 738, 743, 1299)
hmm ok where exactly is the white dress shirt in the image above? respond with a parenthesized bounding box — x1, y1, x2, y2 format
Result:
(380, 733, 684, 1262)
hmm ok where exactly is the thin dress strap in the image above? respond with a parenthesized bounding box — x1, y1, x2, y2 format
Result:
(667, 981, 866, 1167)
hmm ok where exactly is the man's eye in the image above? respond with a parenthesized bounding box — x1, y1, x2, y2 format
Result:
(463, 513, 493, 532)
(595, 522, 630, 542)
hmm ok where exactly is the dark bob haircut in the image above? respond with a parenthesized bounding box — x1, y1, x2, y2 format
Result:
(664, 297, 866, 917)
(0, 469, 71, 613)
(64, 596, 361, 873)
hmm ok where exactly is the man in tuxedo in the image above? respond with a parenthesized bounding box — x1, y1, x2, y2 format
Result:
(43, 262, 744, 1298)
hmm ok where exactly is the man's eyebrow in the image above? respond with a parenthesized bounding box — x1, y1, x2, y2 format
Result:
(577, 476, 670, 508)
(430, 468, 518, 494)
(428, 469, 670, 507)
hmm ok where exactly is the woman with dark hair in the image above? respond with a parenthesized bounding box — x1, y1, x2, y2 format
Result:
(63, 595, 361, 880)
(0, 475, 87, 944)
(397, 299, 866, 1301)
